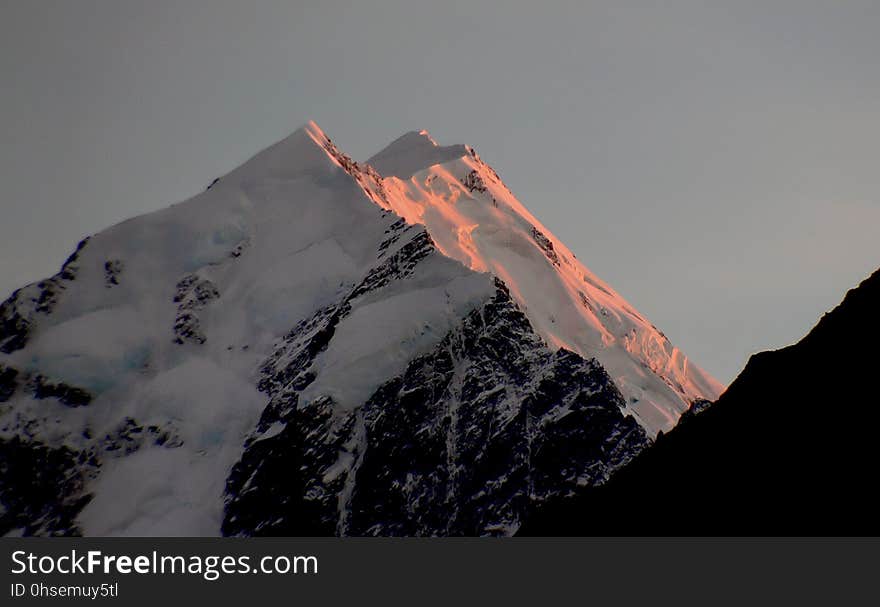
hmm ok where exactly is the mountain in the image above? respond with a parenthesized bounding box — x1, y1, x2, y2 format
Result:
(519, 267, 880, 535)
(0, 122, 719, 536)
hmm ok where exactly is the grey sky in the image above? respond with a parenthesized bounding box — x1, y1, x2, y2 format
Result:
(2, 1, 878, 384)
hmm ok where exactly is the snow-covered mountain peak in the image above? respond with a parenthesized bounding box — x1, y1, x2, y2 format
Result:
(225, 120, 723, 434)
(368, 130, 470, 179)
(211, 120, 341, 184)
(364, 131, 723, 434)
(0, 121, 721, 536)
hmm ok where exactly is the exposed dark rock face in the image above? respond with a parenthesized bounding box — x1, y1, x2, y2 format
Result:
(230, 239, 249, 258)
(255, 303, 340, 397)
(576, 290, 596, 315)
(172, 273, 219, 344)
(173, 274, 220, 308)
(0, 365, 18, 402)
(97, 417, 183, 455)
(677, 397, 711, 422)
(225, 226, 451, 535)
(0, 366, 93, 408)
(309, 128, 389, 208)
(530, 227, 560, 267)
(0, 437, 91, 536)
(345, 302, 646, 537)
(224, 282, 647, 536)
(377, 218, 412, 258)
(0, 238, 89, 354)
(256, 226, 437, 398)
(0, 414, 184, 536)
(58, 238, 91, 281)
(0, 292, 31, 354)
(103, 259, 123, 287)
(462, 169, 488, 194)
(173, 312, 205, 345)
(350, 230, 434, 299)
(520, 267, 880, 536)
(29, 375, 93, 408)
(223, 395, 347, 536)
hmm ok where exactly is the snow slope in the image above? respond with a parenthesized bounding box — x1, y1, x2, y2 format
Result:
(0, 121, 720, 536)
(368, 130, 722, 433)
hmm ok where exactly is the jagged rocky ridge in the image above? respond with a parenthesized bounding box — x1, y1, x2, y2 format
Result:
(0, 121, 717, 536)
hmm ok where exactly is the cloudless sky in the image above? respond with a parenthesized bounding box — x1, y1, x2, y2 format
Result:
(2, 1, 879, 383)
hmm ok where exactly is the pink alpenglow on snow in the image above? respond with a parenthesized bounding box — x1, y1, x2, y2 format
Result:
(363, 128, 723, 434)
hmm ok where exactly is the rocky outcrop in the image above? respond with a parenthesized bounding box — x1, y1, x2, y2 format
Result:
(530, 227, 560, 267)
(0, 365, 18, 403)
(224, 282, 647, 536)
(0, 415, 184, 536)
(29, 374, 92, 408)
(103, 259, 123, 287)
(0, 437, 90, 536)
(0, 238, 89, 354)
(172, 273, 219, 345)
(462, 169, 488, 194)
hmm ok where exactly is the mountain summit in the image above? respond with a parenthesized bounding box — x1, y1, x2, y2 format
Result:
(366, 128, 721, 433)
(0, 122, 719, 536)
